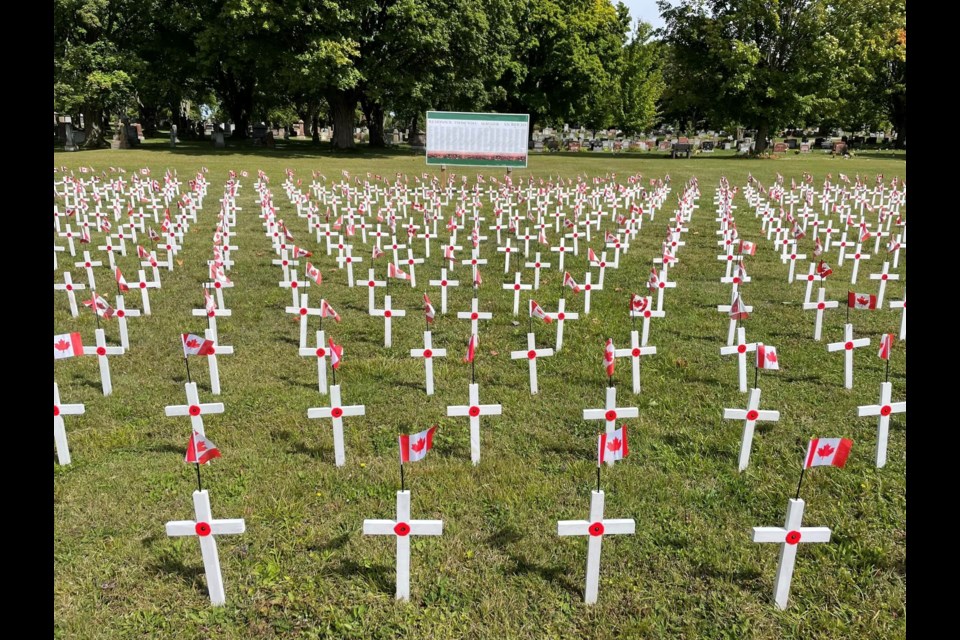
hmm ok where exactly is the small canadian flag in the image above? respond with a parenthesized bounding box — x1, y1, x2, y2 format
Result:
(646, 268, 660, 292)
(729, 294, 750, 320)
(83, 293, 115, 318)
(204, 289, 217, 316)
(813, 236, 824, 258)
(372, 244, 385, 259)
(878, 333, 894, 360)
(473, 268, 483, 287)
(464, 333, 478, 363)
(631, 294, 649, 312)
(756, 343, 779, 370)
(182, 333, 215, 356)
(604, 338, 615, 377)
(305, 262, 323, 286)
(424, 293, 436, 324)
(399, 425, 437, 463)
(563, 271, 581, 293)
(848, 292, 878, 309)
(389, 262, 410, 280)
(115, 268, 130, 292)
(530, 299, 552, 323)
(588, 248, 599, 263)
(816, 261, 833, 278)
(328, 336, 343, 369)
(739, 240, 757, 255)
(292, 245, 312, 258)
(803, 437, 853, 469)
(443, 245, 455, 261)
(54, 332, 84, 359)
(320, 299, 341, 322)
(185, 430, 222, 465)
(598, 424, 629, 465)
(137, 244, 150, 259)
(538, 230, 549, 245)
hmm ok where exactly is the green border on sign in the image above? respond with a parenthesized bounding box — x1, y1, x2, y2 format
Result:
(425, 111, 530, 168)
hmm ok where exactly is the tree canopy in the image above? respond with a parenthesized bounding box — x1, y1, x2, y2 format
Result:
(53, 0, 902, 149)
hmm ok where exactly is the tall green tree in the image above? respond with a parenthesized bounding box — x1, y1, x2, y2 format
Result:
(54, 0, 139, 147)
(617, 20, 665, 135)
(659, 0, 834, 152)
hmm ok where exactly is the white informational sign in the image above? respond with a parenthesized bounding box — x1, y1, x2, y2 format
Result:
(426, 111, 530, 168)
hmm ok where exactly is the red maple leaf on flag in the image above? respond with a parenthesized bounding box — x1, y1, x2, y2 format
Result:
(857, 296, 869, 306)
(55, 339, 71, 352)
(607, 438, 621, 452)
(185, 338, 200, 349)
(766, 351, 777, 363)
(411, 438, 426, 453)
(817, 443, 835, 458)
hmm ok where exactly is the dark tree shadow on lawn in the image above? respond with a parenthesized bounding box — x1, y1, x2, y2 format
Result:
(505, 552, 581, 597)
(146, 555, 207, 593)
(331, 558, 394, 596)
(277, 374, 318, 391)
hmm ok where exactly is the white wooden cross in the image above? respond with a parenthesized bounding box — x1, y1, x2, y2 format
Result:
(164, 381, 224, 434)
(752, 498, 831, 610)
(716, 248, 743, 279)
(446, 382, 502, 465)
(583, 386, 639, 466)
(82, 328, 124, 396)
(306, 384, 366, 466)
(502, 272, 532, 316)
(53, 382, 84, 465)
(848, 243, 872, 284)
(54, 271, 86, 317)
(511, 332, 555, 394)
(653, 267, 676, 311)
(410, 330, 447, 395)
(589, 250, 615, 288)
(801, 263, 823, 305)
(285, 293, 323, 349)
(204, 328, 233, 396)
(428, 268, 459, 314)
(557, 490, 635, 605)
(524, 252, 551, 290)
(717, 299, 754, 346)
(835, 232, 850, 266)
(113, 295, 141, 350)
(402, 248, 425, 288)
(868, 261, 899, 307)
(549, 236, 570, 272)
(362, 490, 443, 601)
(388, 236, 408, 265)
(547, 297, 580, 351)
(203, 277, 234, 311)
(364, 269, 387, 313)
(335, 245, 363, 288)
(370, 294, 406, 348)
(279, 269, 309, 308)
(496, 238, 516, 273)
(165, 489, 246, 606)
(613, 331, 657, 394)
(889, 290, 906, 340)
(780, 246, 807, 284)
(889, 233, 905, 269)
(456, 297, 493, 335)
(58, 224, 77, 256)
(857, 381, 906, 468)
(75, 251, 102, 290)
(192, 300, 231, 343)
(134, 269, 159, 315)
(580, 272, 603, 315)
(96, 239, 121, 270)
(298, 330, 329, 394)
(140, 251, 162, 285)
(801, 288, 838, 341)
(461, 248, 488, 282)
(271, 248, 298, 281)
(629, 296, 664, 347)
(722, 387, 780, 471)
(826, 323, 870, 389)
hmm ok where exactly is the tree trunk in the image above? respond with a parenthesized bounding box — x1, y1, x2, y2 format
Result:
(218, 71, 254, 139)
(81, 106, 108, 149)
(329, 90, 357, 150)
(363, 101, 386, 148)
(890, 94, 906, 149)
(755, 121, 770, 154)
(311, 109, 320, 144)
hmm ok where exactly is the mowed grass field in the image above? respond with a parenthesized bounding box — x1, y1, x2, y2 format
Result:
(53, 141, 906, 639)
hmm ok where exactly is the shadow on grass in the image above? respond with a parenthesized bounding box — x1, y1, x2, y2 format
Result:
(277, 374, 319, 391)
(781, 373, 823, 384)
(146, 555, 206, 593)
(331, 558, 394, 596)
(144, 443, 187, 455)
(506, 552, 581, 597)
(693, 561, 764, 592)
(312, 532, 350, 553)
(274, 333, 300, 347)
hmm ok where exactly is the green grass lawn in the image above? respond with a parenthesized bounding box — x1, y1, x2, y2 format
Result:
(54, 140, 906, 639)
